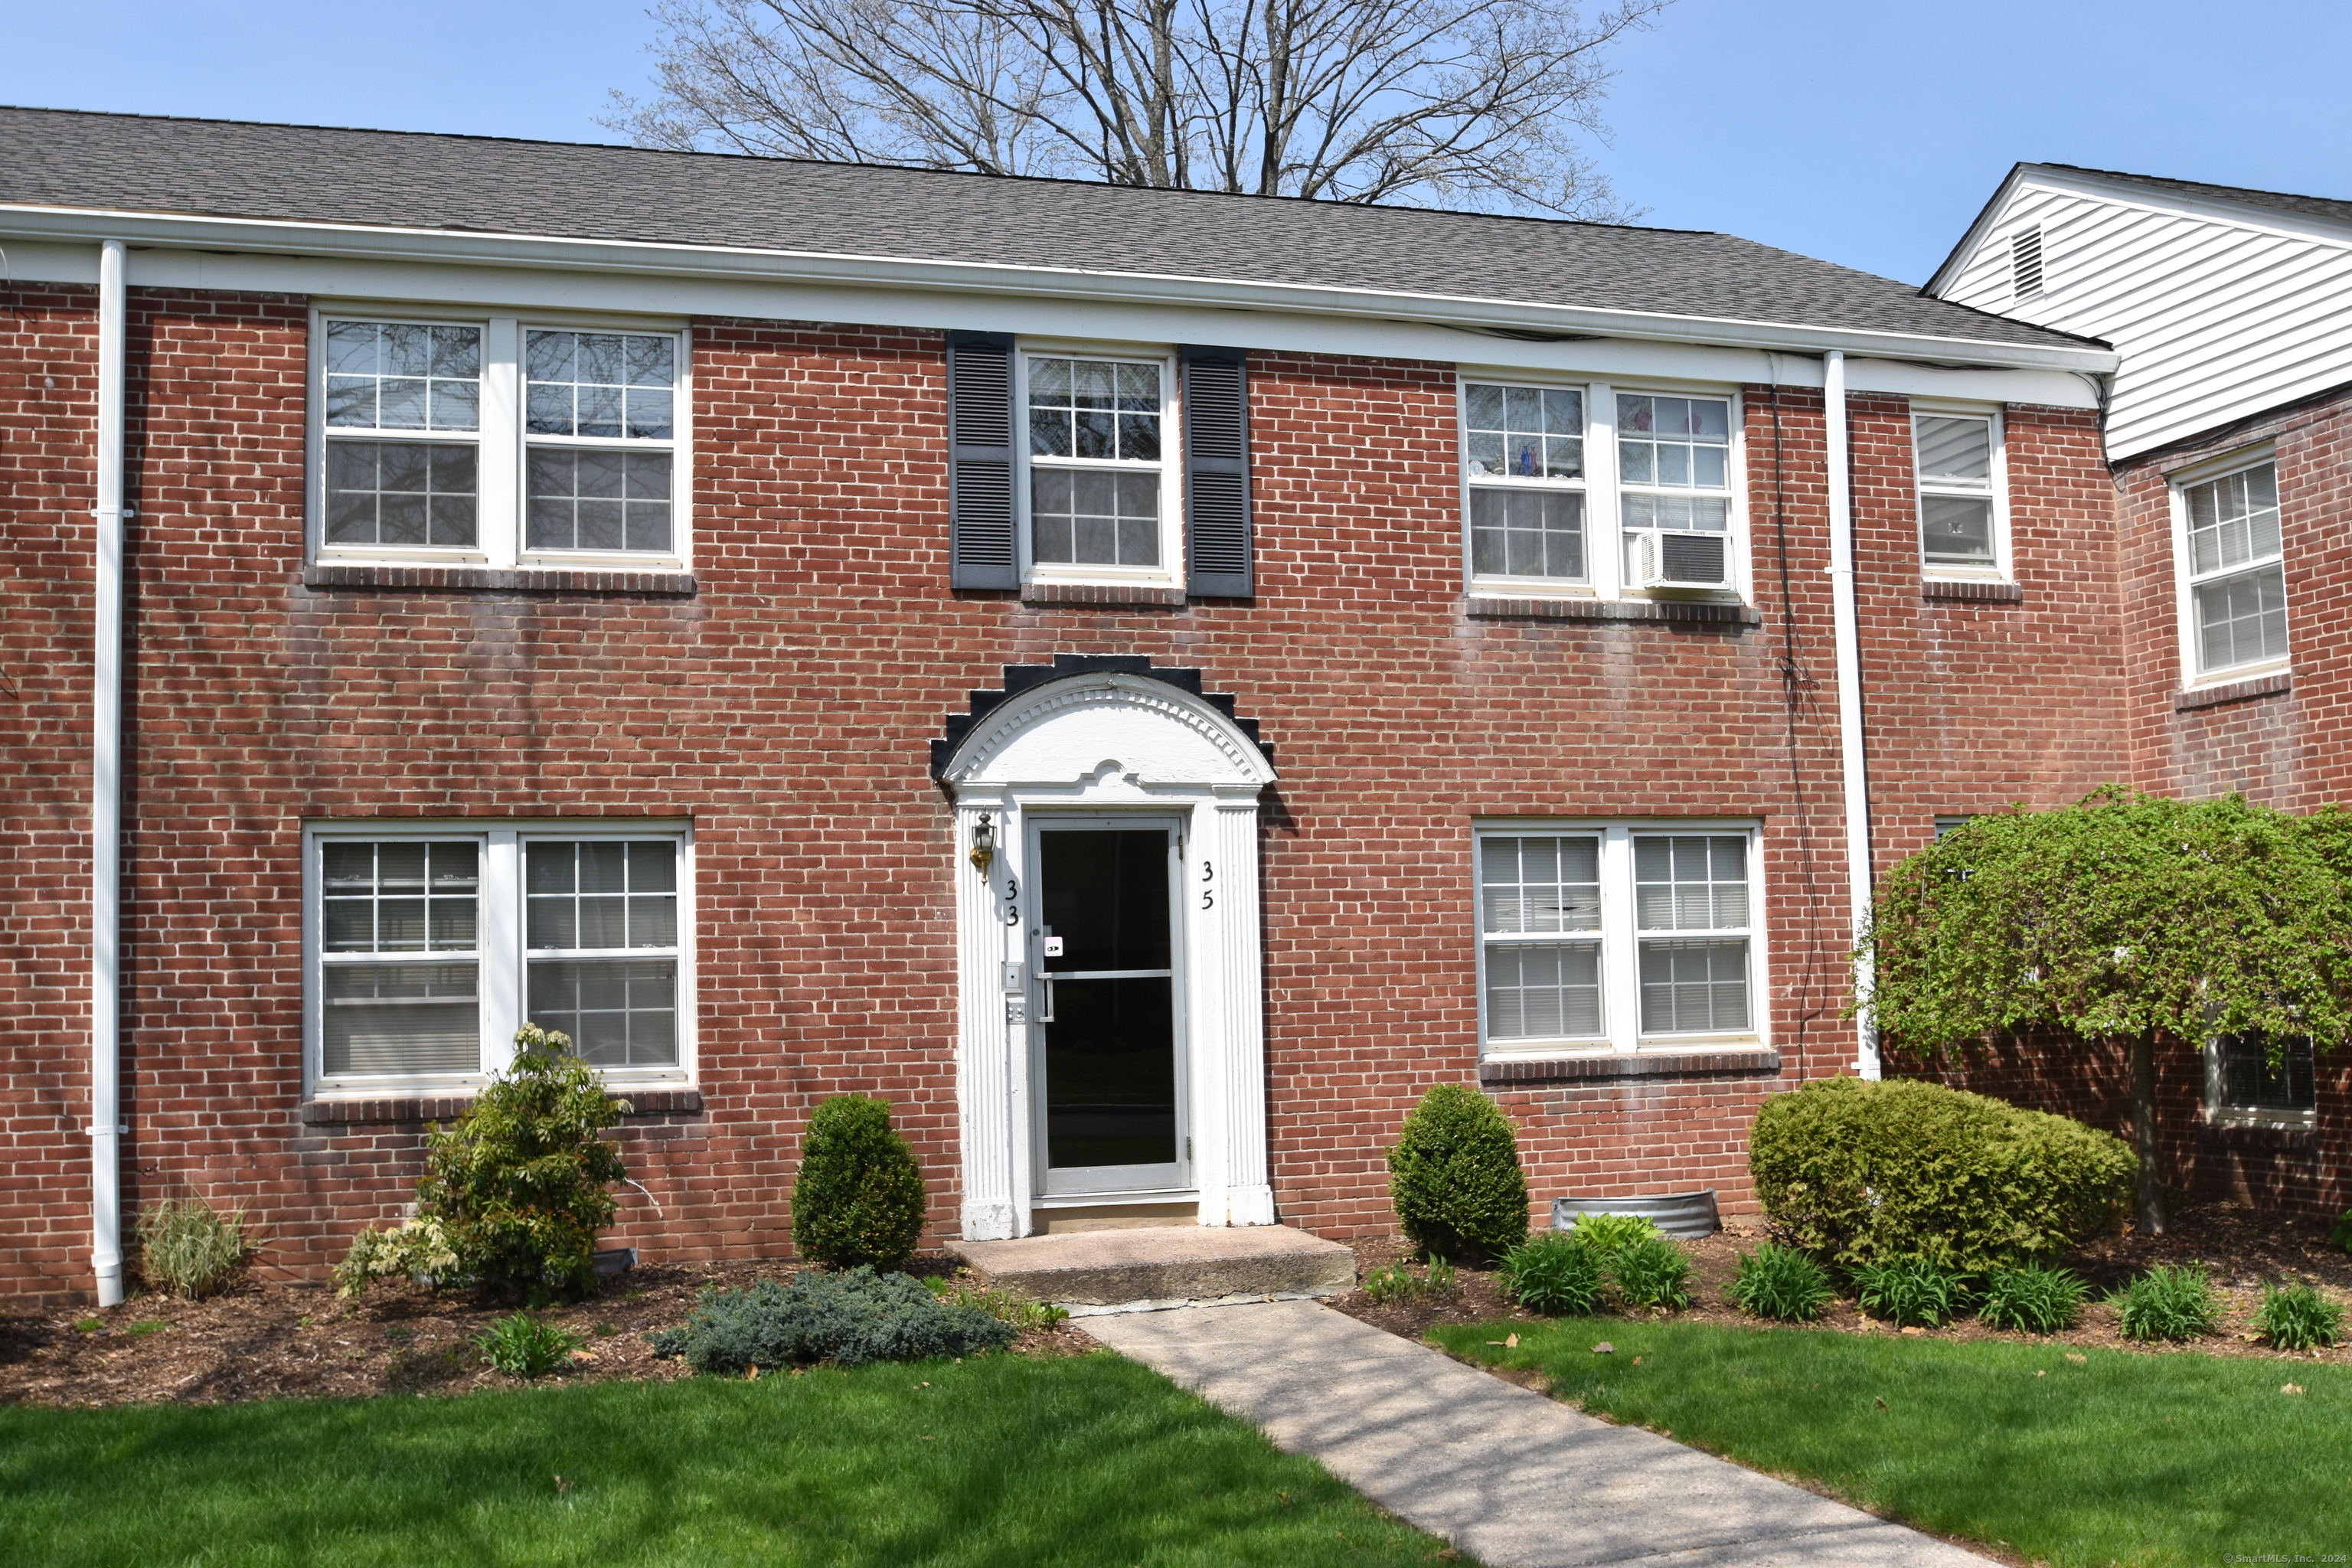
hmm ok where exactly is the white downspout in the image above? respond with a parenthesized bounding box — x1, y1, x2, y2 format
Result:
(91, 239, 126, 1306)
(1822, 351, 1880, 1080)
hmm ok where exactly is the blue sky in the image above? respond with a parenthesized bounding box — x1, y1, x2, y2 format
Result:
(4, 0, 2346, 284)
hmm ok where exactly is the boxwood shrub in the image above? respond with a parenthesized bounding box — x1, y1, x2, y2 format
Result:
(1387, 1083, 1529, 1265)
(1749, 1076, 2134, 1272)
(792, 1094, 928, 1270)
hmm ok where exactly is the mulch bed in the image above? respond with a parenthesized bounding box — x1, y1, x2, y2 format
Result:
(1331, 1197, 2352, 1367)
(0, 1254, 1095, 1410)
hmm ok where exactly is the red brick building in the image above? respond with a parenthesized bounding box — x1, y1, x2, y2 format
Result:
(0, 108, 2177, 1305)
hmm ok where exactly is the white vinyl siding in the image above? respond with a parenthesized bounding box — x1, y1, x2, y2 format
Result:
(1935, 178, 2352, 462)
(2180, 460, 2288, 677)
(1475, 822, 1763, 1056)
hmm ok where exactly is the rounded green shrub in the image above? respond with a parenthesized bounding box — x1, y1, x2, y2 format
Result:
(1749, 1076, 2134, 1272)
(1730, 1243, 1836, 1322)
(1498, 1234, 1604, 1316)
(1977, 1262, 2089, 1333)
(2254, 1281, 2341, 1351)
(1851, 1256, 1968, 1327)
(2110, 1264, 2220, 1341)
(1386, 1083, 1529, 1264)
(1608, 1233, 1694, 1311)
(792, 1094, 928, 1270)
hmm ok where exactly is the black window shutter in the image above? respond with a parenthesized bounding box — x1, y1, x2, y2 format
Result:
(1181, 345, 1253, 598)
(946, 331, 1018, 590)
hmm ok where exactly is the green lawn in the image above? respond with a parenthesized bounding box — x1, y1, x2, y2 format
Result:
(0, 1350, 1449, 1567)
(1430, 1317, 2347, 1568)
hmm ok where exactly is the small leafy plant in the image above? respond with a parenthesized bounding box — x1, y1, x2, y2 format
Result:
(1361, 1263, 1418, 1305)
(1386, 1084, 1530, 1265)
(1977, 1263, 2089, 1333)
(2110, 1264, 2220, 1342)
(2331, 1209, 2352, 1256)
(475, 1312, 583, 1377)
(1607, 1233, 1694, 1311)
(1561, 1212, 1661, 1256)
(793, 1095, 929, 1271)
(2254, 1281, 2342, 1351)
(923, 1277, 1070, 1332)
(649, 1267, 1014, 1371)
(335, 1217, 462, 1298)
(135, 1197, 254, 1299)
(1851, 1256, 1968, 1328)
(1498, 1234, 1604, 1316)
(1730, 1243, 1836, 1322)
(1423, 1254, 1459, 1295)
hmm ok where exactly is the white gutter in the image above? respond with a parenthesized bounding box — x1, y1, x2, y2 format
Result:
(1822, 351, 1880, 1080)
(90, 238, 126, 1306)
(0, 204, 2122, 376)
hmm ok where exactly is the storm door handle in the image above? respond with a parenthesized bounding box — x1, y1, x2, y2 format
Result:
(1037, 976, 1056, 1024)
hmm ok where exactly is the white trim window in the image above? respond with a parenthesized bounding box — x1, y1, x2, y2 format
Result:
(312, 311, 690, 572)
(1475, 822, 1763, 1054)
(2180, 459, 2287, 678)
(2205, 1034, 2316, 1128)
(1021, 350, 1178, 583)
(1462, 381, 1587, 586)
(1618, 394, 1735, 590)
(307, 823, 692, 1094)
(1913, 411, 2005, 575)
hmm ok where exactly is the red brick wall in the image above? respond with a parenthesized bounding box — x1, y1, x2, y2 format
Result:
(2, 292, 2151, 1298)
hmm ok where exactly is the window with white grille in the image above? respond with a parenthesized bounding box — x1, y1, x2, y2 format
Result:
(1462, 382, 1587, 585)
(2206, 1035, 2315, 1125)
(309, 825, 691, 1093)
(1619, 394, 1733, 588)
(1020, 351, 1178, 583)
(2180, 461, 2288, 678)
(1476, 822, 1762, 1054)
(1913, 412, 2004, 573)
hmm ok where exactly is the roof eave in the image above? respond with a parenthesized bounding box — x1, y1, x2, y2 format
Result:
(0, 202, 2120, 374)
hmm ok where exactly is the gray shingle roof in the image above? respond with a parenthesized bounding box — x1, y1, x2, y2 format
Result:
(2036, 163, 2352, 229)
(0, 106, 2096, 351)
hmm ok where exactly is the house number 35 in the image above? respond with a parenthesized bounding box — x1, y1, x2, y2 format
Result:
(1200, 860, 1215, 910)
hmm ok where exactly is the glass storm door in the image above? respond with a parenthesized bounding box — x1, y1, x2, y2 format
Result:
(1030, 820, 1187, 1195)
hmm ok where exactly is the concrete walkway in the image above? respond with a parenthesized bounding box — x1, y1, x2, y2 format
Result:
(1087, 1299, 1991, 1568)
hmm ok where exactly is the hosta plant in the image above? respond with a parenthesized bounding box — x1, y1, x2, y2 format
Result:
(1851, 1256, 1968, 1328)
(2110, 1265, 2220, 1342)
(1498, 1234, 1604, 1317)
(1608, 1234, 1694, 1311)
(1976, 1263, 2089, 1334)
(2254, 1281, 2341, 1351)
(1560, 1212, 1661, 1256)
(1730, 1243, 1836, 1322)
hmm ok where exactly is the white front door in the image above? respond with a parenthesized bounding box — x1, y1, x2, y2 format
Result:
(1027, 815, 1190, 1197)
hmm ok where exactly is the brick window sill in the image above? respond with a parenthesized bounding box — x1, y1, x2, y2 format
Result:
(1463, 595, 1762, 626)
(303, 564, 698, 597)
(2175, 671, 2292, 711)
(1020, 582, 1189, 609)
(1480, 1049, 1780, 1086)
(300, 1088, 703, 1125)
(1922, 578, 2024, 603)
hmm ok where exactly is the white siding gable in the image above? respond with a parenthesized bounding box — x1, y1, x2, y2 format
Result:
(1932, 168, 2352, 462)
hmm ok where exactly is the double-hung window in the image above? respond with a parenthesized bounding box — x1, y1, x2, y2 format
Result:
(2179, 459, 2287, 679)
(1475, 822, 1762, 1054)
(2206, 1035, 2315, 1127)
(1462, 382, 1586, 585)
(1619, 394, 1733, 590)
(308, 824, 691, 1094)
(1913, 411, 2004, 575)
(312, 312, 689, 571)
(1022, 352, 1175, 580)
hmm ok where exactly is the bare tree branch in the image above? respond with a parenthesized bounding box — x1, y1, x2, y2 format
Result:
(604, 0, 1671, 219)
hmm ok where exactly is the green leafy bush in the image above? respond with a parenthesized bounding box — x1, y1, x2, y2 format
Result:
(134, 1197, 253, 1298)
(475, 1312, 583, 1377)
(333, 1217, 460, 1298)
(1361, 1264, 1417, 1305)
(1386, 1083, 1529, 1264)
(1730, 1243, 1836, 1322)
(923, 1278, 1070, 1332)
(1851, 1256, 1968, 1327)
(1977, 1263, 2089, 1333)
(792, 1095, 928, 1271)
(2254, 1282, 2341, 1351)
(1607, 1234, 1694, 1311)
(1498, 1234, 1605, 1316)
(2110, 1265, 2220, 1341)
(1560, 1212, 1661, 1256)
(1750, 1076, 2134, 1272)
(648, 1267, 1014, 1370)
(2330, 1210, 2352, 1256)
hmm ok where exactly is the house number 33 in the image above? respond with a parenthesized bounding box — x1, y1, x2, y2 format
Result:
(1200, 860, 1214, 910)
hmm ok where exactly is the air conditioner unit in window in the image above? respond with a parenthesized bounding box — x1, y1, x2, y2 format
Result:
(1632, 530, 1729, 589)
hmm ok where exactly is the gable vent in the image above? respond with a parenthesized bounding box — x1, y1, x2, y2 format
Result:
(2011, 224, 2045, 301)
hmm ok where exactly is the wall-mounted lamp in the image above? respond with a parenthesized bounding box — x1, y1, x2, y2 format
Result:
(969, 813, 996, 877)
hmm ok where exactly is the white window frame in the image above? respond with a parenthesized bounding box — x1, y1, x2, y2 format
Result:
(2168, 443, 2287, 690)
(1911, 402, 2011, 582)
(1456, 373, 1747, 604)
(1472, 819, 1768, 1057)
(307, 305, 693, 573)
(1014, 340, 1184, 592)
(1458, 376, 1593, 595)
(2203, 1036, 2317, 1130)
(303, 818, 695, 1098)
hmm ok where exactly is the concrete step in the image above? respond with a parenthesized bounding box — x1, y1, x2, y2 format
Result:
(948, 1225, 1357, 1316)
